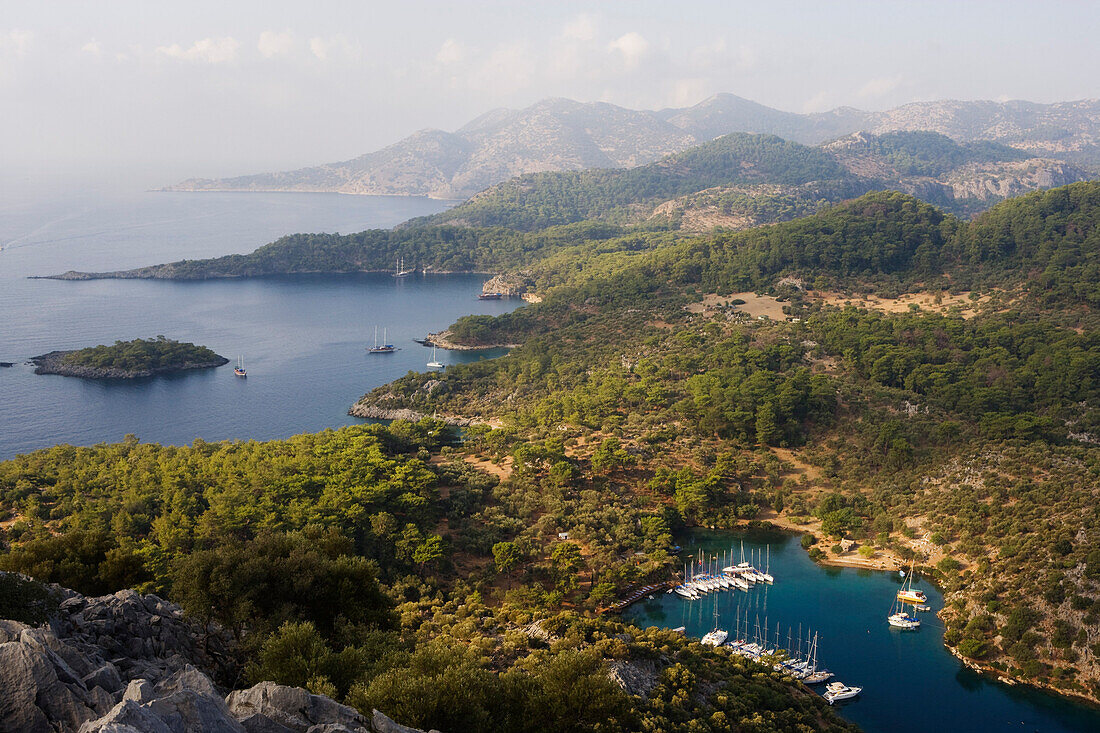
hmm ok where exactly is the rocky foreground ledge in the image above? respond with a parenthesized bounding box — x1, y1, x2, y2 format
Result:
(30, 351, 229, 380)
(0, 575, 436, 733)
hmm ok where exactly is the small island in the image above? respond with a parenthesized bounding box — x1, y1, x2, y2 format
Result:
(31, 336, 229, 379)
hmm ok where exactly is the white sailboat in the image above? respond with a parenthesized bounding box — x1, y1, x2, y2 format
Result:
(760, 545, 774, 584)
(700, 593, 727, 646)
(802, 633, 833, 684)
(426, 345, 444, 369)
(897, 558, 928, 604)
(887, 595, 921, 629)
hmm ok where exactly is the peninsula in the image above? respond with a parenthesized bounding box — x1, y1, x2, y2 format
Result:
(32, 337, 229, 379)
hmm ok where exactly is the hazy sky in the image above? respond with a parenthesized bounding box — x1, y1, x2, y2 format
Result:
(2, 1, 1098, 190)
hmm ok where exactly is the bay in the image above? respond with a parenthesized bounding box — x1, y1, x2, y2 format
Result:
(0, 191, 518, 459)
(625, 529, 1100, 733)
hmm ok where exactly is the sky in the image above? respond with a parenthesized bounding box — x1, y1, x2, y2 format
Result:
(1, 0, 1098, 192)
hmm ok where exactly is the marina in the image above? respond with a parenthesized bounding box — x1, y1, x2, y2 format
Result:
(625, 529, 1100, 733)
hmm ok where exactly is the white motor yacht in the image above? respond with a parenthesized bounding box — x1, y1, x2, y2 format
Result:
(823, 681, 862, 704)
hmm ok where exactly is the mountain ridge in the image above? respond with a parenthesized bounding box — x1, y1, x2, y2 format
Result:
(166, 95, 1100, 199)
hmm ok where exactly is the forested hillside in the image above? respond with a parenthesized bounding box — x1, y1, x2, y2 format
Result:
(349, 182, 1100, 703)
(415, 133, 859, 230)
(0, 422, 854, 732)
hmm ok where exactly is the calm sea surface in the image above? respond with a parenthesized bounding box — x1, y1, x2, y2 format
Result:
(0, 191, 518, 459)
(625, 530, 1100, 732)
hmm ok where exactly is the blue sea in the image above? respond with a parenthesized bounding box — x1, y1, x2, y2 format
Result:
(0, 191, 517, 459)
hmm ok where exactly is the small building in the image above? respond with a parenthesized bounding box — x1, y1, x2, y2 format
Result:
(557, 532, 570, 541)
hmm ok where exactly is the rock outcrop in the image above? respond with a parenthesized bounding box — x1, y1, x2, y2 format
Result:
(0, 577, 429, 733)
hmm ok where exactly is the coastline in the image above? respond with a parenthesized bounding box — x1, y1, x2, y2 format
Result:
(34, 268, 499, 282)
(347, 403, 499, 428)
(30, 350, 229, 380)
(946, 644, 1100, 708)
(744, 513, 1100, 709)
(426, 330, 519, 351)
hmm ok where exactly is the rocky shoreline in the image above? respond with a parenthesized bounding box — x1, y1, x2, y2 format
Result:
(425, 330, 519, 351)
(36, 267, 496, 281)
(31, 351, 229, 380)
(347, 403, 486, 427)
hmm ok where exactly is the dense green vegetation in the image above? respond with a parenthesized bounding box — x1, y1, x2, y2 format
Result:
(352, 182, 1100, 700)
(57, 336, 224, 372)
(417, 133, 857, 231)
(847, 131, 1028, 177)
(951, 182, 1100, 306)
(0, 422, 851, 731)
(121, 221, 654, 280)
(0, 572, 59, 625)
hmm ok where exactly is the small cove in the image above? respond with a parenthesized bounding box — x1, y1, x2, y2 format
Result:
(624, 529, 1100, 733)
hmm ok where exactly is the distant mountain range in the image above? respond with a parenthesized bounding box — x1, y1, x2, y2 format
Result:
(420, 129, 1090, 232)
(166, 95, 1100, 200)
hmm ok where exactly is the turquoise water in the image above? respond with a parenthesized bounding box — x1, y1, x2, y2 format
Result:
(0, 192, 519, 459)
(624, 530, 1100, 732)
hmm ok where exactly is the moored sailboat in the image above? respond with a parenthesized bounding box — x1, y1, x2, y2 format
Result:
(897, 558, 928, 604)
(887, 595, 921, 629)
(368, 326, 397, 354)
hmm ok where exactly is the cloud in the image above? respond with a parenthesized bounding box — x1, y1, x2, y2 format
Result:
(607, 31, 649, 70)
(474, 42, 534, 93)
(563, 13, 596, 42)
(858, 74, 903, 98)
(81, 40, 102, 56)
(802, 91, 830, 113)
(435, 38, 466, 66)
(156, 37, 240, 64)
(257, 30, 295, 59)
(308, 35, 357, 62)
(671, 78, 708, 108)
(0, 29, 33, 56)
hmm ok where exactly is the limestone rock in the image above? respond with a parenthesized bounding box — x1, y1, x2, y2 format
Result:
(226, 682, 369, 733)
(154, 664, 219, 698)
(0, 575, 425, 733)
(607, 658, 663, 698)
(122, 679, 154, 704)
(370, 709, 438, 733)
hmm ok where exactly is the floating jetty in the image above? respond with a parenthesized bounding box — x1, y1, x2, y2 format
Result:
(602, 582, 674, 613)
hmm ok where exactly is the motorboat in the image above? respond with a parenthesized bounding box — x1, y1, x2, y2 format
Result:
(823, 681, 862, 704)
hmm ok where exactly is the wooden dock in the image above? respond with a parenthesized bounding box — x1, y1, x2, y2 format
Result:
(601, 581, 674, 614)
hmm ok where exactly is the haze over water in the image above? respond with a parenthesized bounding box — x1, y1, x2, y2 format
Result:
(0, 191, 517, 459)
